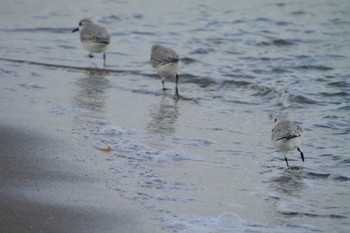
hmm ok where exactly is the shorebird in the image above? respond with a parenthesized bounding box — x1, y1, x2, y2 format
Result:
(72, 19, 110, 68)
(150, 44, 180, 96)
(271, 116, 305, 167)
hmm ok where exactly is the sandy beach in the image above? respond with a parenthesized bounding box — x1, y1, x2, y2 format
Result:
(0, 65, 164, 233)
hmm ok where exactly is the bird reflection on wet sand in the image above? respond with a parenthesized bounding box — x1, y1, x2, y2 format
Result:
(146, 96, 180, 135)
(271, 168, 305, 196)
(74, 69, 111, 115)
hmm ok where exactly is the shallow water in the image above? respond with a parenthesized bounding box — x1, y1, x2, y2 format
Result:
(1, 0, 350, 232)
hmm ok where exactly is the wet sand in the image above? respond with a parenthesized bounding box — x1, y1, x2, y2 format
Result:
(0, 79, 164, 233)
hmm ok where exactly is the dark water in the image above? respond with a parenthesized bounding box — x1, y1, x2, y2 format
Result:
(1, 0, 349, 232)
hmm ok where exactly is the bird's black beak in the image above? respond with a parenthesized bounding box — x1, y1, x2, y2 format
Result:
(72, 28, 79, 33)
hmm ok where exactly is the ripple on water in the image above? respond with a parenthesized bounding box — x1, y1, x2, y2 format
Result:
(256, 39, 295, 47)
(290, 10, 309, 16)
(182, 75, 216, 88)
(320, 91, 349, 98)
(278, 208, 348, 219)
(327, 81, 350, 88)
(250, 84, 276, 96)
(220, 79, 251, 88)
(294, 64, 334, 71)
(327, 173, 350, 182)
(337, 104, 350, 111)
(1, 27, 69, 33)
(100, 14, 122, 24)
(270, 67, 291, 74)
(288, 94, 320, 105)
(180, 57, 199, 65)
(189, 47, 215, 55)
(300, 168, 350, 182)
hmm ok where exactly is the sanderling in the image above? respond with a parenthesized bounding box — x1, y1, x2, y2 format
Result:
(271, 116, 305, 167)
(151, 44, 180, 96)
(72, 19, 110, 68)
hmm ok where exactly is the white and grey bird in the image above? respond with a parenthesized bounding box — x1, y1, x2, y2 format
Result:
(151, 44, 180, 96)
(271, 116, 305, 167)
(72, 19, 110, 68)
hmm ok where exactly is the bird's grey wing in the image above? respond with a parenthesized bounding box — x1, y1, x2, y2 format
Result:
(272, 122, 303, 141)
(290, 123, 303, 137)
(81, 25, 110, 44)
(151, 47, 180, 67)
(164, 48, 180, 63)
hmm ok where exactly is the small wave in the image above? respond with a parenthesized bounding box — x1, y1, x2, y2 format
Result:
(189, 47, 214, 55)
(251, 68, 269, 74)
(328, 18, 350, 26)
(288, 94, 319, 105)
(0, 27, 70, 33)
(0, 57, 126, 74)
(250, 84, 275, 96)
(290, 11, 308, 15)
(294, 65, 334, 71)
(337, 104, 350, 111)
(255, 17, 271, 22)
(276, 21, 290, 26)
(320, 91, 349, 97)
(273, 39, 295, 46)
(271, 67, 291, 74)
(275, 3, 286, 7)
(99, 14, 143, 25)
(101, 14, 122, 22)
(182, 75, 216, 88)
(328, 174, 350, 182)
(257, 39, 295, 47)
(58, 45, 76, 49)
(312, 124, 337, 131)
(220, 79, 251, 88)
(232, 19, 244, 24)
(180, 57, 199, 65)
(341, 158, 350, 164)
(306, 171, 331, 179)
(327, 81, 350, 88)
(306, 171, 350, 182)
(130, 31, 155, 35)
(279, 210, 347, 219)
(218, 78, 276, 98)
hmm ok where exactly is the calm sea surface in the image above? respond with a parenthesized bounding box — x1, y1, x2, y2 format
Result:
(1, 0, 349, 232)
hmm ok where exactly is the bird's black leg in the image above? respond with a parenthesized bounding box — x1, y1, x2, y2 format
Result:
(284, 154, 289, 168)
(103, 53, 106, 68)
(175, 74, 179, 97)
(162, 80, 166, 92)
(297, 147, 304, 162)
